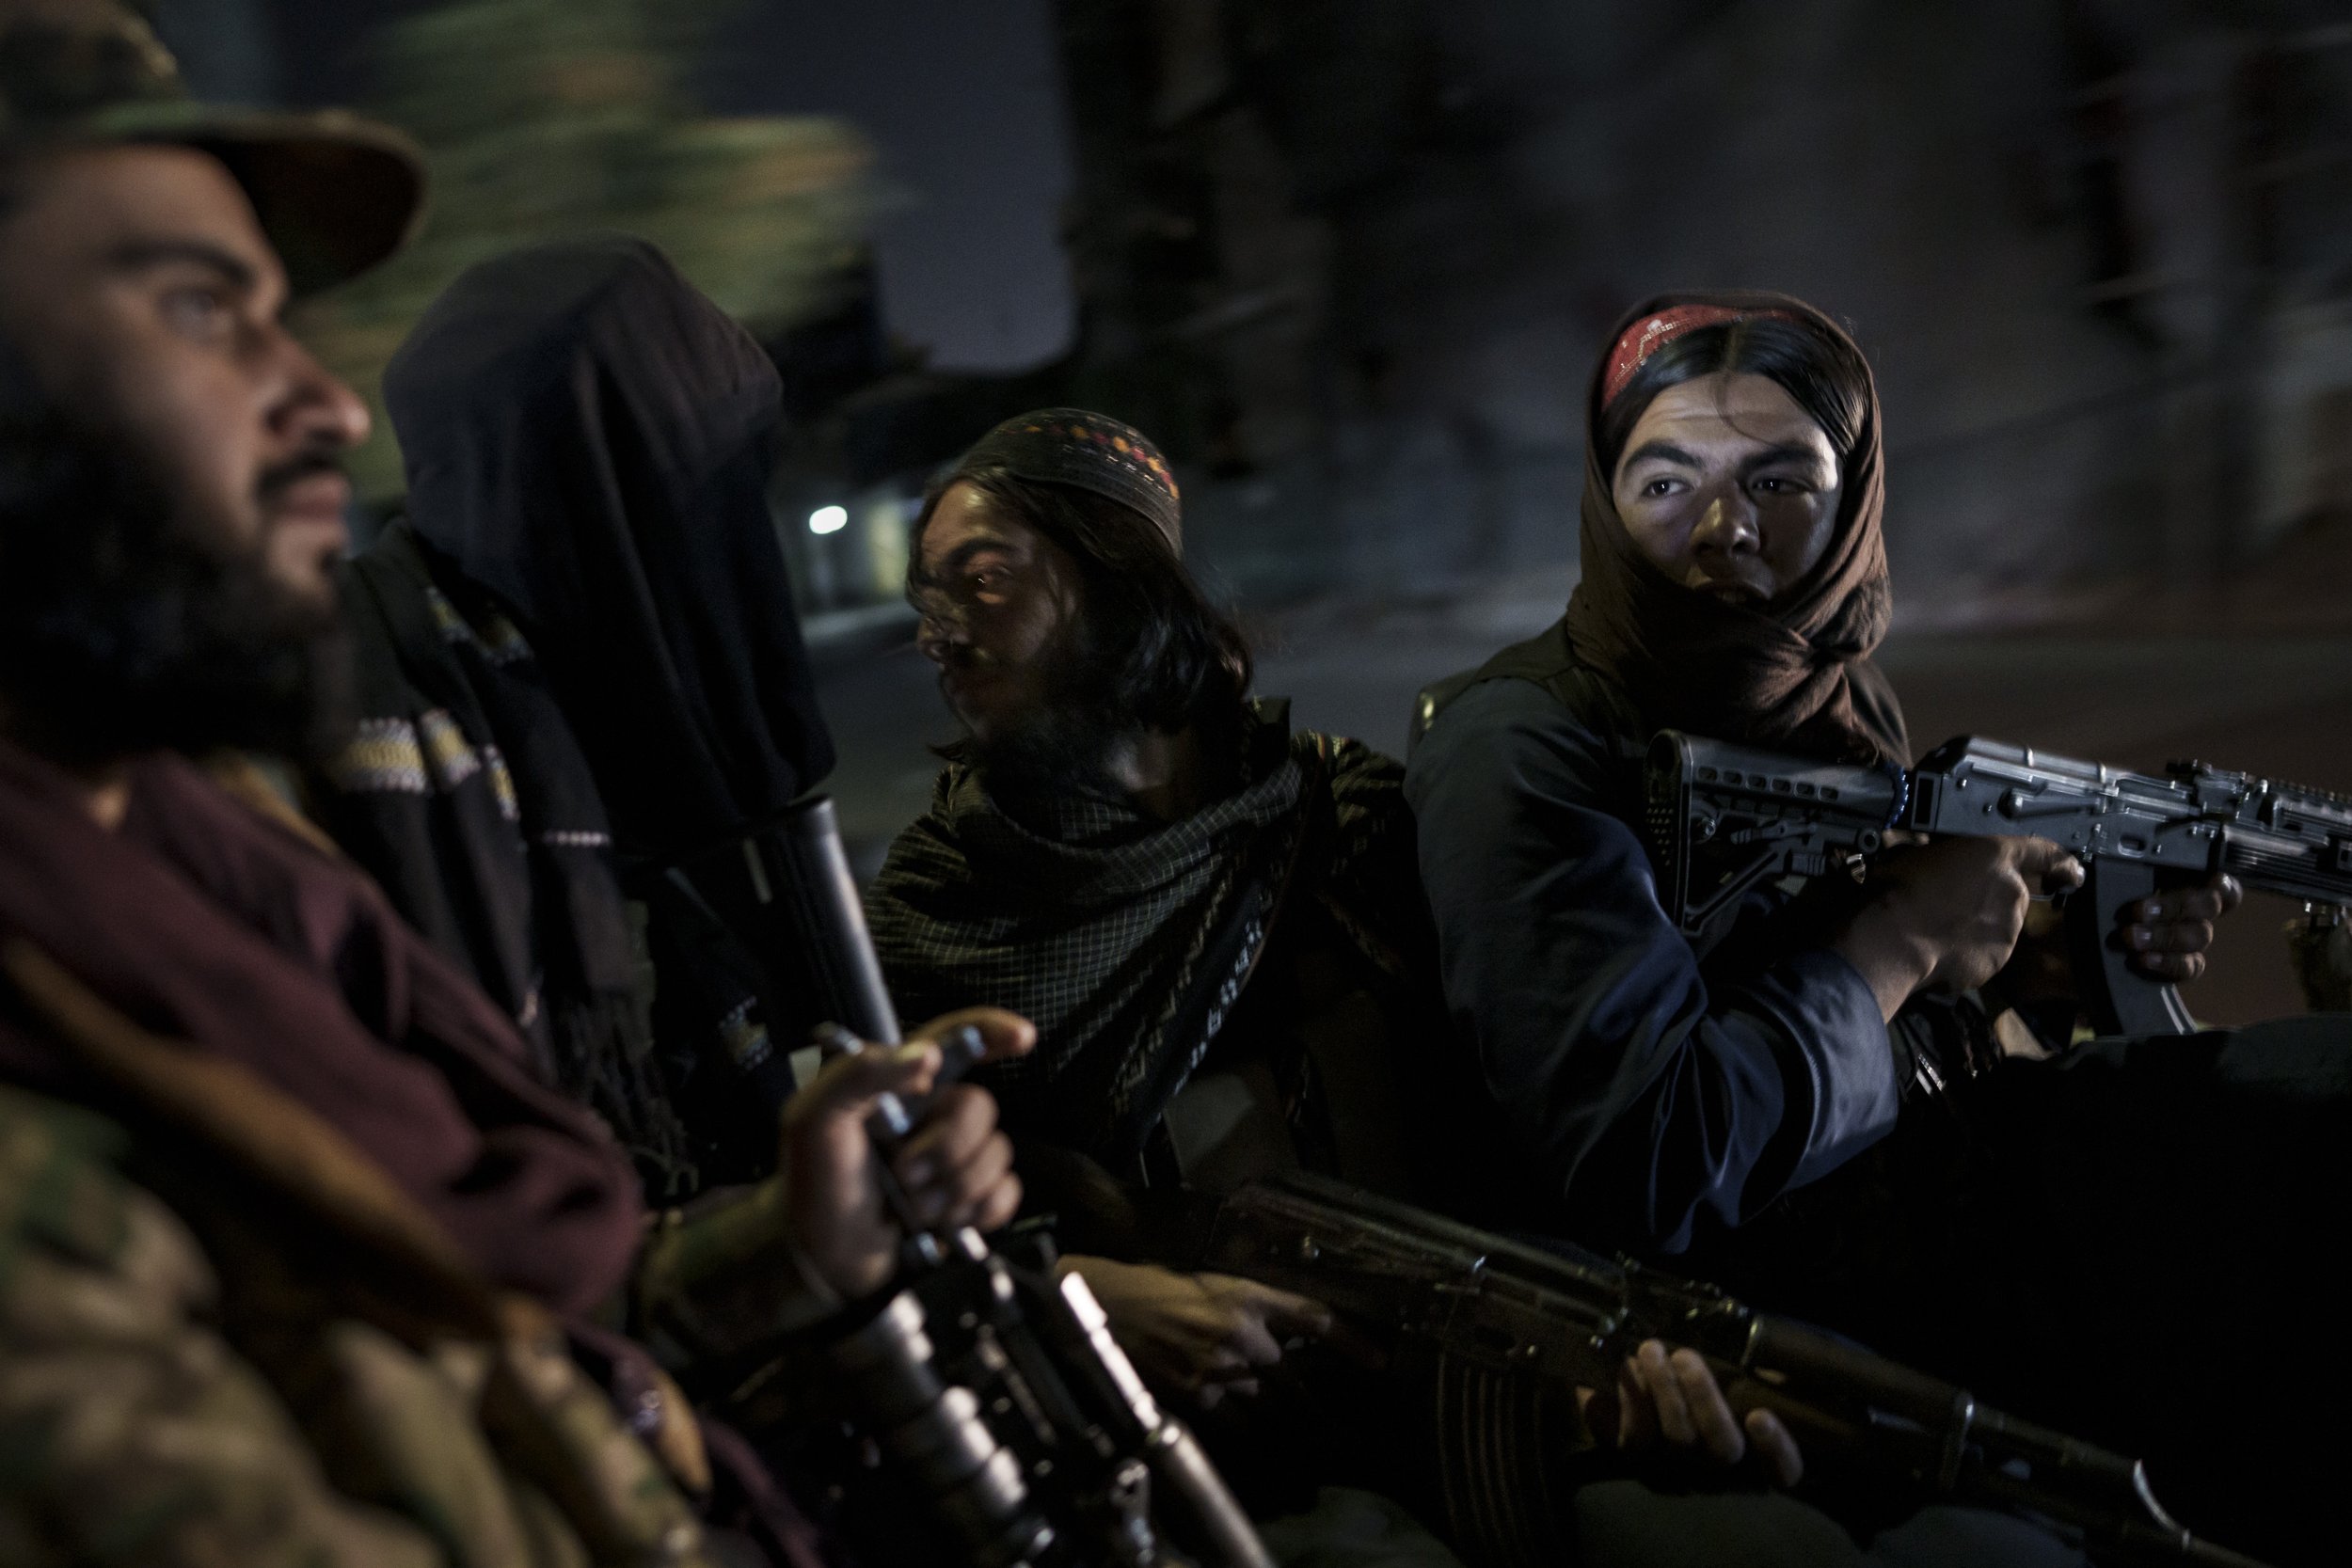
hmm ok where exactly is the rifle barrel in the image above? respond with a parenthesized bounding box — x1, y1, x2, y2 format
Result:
(1204, 1174, 2274, 1568)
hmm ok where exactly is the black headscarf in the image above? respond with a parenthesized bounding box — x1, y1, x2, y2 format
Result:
(321, 521, 698, 1192)
(384, 235, 835, 857)
(317, 237, 834, 1193)
(1565, 291, 1908, 767)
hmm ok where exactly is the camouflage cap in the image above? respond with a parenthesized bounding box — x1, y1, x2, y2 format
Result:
(0, 0, 424, 295)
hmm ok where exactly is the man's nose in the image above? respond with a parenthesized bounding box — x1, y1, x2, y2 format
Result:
(1689, 487, 1760, 555)
(265, 328, 372, 451)
(916, 614, 964, 665)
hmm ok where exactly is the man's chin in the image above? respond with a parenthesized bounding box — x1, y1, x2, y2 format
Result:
(282, 577, 342, 636)
(943, 689, 1026, 749)
(7, 623, 354, 768)
(1693, 579, 1771, 609)
(262, 541, 348, 626)
(967, 708, 1121, 796)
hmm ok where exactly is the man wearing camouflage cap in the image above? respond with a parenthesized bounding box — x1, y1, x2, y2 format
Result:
(0, 8, 1031, 1563)
(0, 13, 491, 1558)
(0, 0, 421, 763)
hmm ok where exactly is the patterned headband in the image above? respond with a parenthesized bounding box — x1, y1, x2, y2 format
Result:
(1601, 305, 1796, 408)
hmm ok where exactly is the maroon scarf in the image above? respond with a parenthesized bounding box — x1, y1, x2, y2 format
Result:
(0, 740, 643, 1315)
(1565, 290, 1909, 767)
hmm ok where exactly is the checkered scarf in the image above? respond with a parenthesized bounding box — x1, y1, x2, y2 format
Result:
(866, 702, 1421, 1167)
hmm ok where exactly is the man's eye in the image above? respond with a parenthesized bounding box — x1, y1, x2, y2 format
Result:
(1642, 478, 1680, 498)
(160, 286, 234, 339)
(1752, 476, 1804, 496)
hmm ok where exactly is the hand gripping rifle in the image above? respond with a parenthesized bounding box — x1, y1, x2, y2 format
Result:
(1198, 1171, 2268, 1568)
(1645, 733, 2352, 1035)
(674, 797, 1271, 1568)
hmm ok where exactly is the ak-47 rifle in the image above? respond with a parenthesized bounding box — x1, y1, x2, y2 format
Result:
(1200, 1171, 2267, 1568)
(1645, 732, 2352, 1035)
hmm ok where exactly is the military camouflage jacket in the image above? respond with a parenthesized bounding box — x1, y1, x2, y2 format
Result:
(0, 1067, 713, 1568)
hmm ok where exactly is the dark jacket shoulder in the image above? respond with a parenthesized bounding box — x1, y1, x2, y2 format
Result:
(1411, 617, 1641, 754)
(1408, 617, 1649, 831)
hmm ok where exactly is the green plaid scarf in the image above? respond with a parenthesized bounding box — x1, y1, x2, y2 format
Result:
(866, 702, 1422, 1168)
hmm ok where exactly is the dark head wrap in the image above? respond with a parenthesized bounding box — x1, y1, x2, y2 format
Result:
(943, 408, 1183, 552)
(1565, 291, 1907, 766)
(384, 235, 835, 857)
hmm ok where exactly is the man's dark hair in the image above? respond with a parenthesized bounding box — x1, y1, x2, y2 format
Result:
(913, 465, 1252, 736)
(1594, 313, 1872, 480)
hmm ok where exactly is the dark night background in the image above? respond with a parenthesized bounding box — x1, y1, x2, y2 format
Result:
(151, 0, 2352, 1027)
(164, 0, 1076, 368)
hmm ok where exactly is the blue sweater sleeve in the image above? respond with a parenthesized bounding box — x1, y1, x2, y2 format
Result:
(1403, 677, 1899, 1253)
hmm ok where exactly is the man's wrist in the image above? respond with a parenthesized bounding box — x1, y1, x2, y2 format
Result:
(1829, 914, 1936, 1022)
(639, 1179, 847, 1362)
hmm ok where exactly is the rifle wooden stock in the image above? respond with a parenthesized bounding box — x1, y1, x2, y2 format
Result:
(1199, 1172, 2268, 1568)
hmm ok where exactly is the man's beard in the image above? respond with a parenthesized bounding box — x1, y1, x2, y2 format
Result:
(0, 397, 353, 766)
(961, 620, 1131, 805)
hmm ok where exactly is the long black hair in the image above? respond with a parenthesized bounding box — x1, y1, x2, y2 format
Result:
(1594, 312, 1874, 481)
(911, 464, 1253, 736)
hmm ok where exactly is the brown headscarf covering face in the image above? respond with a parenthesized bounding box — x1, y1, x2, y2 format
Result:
(1565, 291, 1909, 767)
